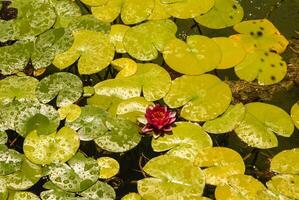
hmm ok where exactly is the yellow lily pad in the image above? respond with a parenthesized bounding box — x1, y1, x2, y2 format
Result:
(121, 193, 143, 200)
(148, 0, 171, 20)
(58, 104, 81, 122)
(111, 58, 138, 78)
(109, 24, 130, 53)
(291, 103, 299, 129)
(267, 174, 299, 199)
(80, 0, 108, 6)
(271, 148, 299, 175)
(91, 0, 122, 22)
(97, 157, 120, 179)
(121, 0, 155, 24)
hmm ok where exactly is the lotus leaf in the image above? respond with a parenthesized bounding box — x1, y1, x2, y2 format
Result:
(291, 103, 299, 129)
(109, 24, 130, 53)
(58, 104, 82, 122)
(23, 127, 80, 165)
(234, 102, 294, 149)
(49, 152, 99, 192)
(0, 145, 23, 175)
(164, 74, 232, 121)
(148, 0, 171, 20)
(36, 72, 83, 107)
(203, 103, 245, 134)
(271, 148, 299, 175)
(91, 0, 122, 22)
(267, 174, 299, 199)
(97, 157, 120, 179)
(234, 50, 287, 85)
(194, 147, 245, 185)
(94, 63, 171, 101)
(152, 122, 212, 161)
(215, 174, 266, 200)
(111, 58, 137, 78)
(53, 30, 114, 74)
(0, 132, 7, 145)
(195, 0, 243, 29)
(137, 155, 205, 199)
(80, 181, 116, 199)
(163, 35, 221, 75)
(123, 20, 177, 61)
(9, 191, 40, 200)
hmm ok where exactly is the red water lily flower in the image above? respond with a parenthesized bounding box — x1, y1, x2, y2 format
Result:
(141, 104, 176, 137)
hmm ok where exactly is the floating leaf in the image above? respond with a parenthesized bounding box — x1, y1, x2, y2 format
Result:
(234, 50, 287, 85)
(256, 189, 293, 200)
(195, 0, 243, 29)
(161, 0, 215, 19)
(215, 174, 266, 200)
(0, 178, 8, 200)
(58, 104, 81, 122)
(194, 147, 245, 185)
(271, 148, 299, 175)
(49, 152, 99, 192)
(109, 24, 130, 53)
(87, 95, 122, 115)
(148, 0, 171, 20)
(0, 145, 23, 175)
(94, 63, 171, 101)
(152, 122, 212, 161)
(111, 58, 138, 78)
(213, 37, 246, 69)
(123, 20, 177, 61)
(291, 103, 299, 129)
(91, 0, 122, 22)
(81, 0, 107, 6)
(9, 191, 40, 200)
(234, 103, 294, 149)
(203, 103, 245, 134)
(24, 127, 80, 165)
(163, 35, 221, 75)
(40, 188, 77, 200)
(97, 157, 120, 179)
(138, 155, 205, 199)
(53, 30, 114, 74)
(36, 72, 83, 107)
(121, 0, 155, 24)
(80, 181, 116, 199)
(164, 74, 232, 121)
(267, 174, 299, 199)
(66, 15, 111, 33)
(121, 193, 143, 200)
(0, 132, 7, 145)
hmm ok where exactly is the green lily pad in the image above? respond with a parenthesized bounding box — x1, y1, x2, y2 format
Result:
(80, 181, 116, 199)
(49, 152, 99, 192)
(0, 132, 7, 145)
(0, 41, 32, 75)
(234, 102, 294, 149)
(32, 28, 74, 69)
(271, 148, 299, 175)
(194, 147, 245, 185)
(162, 0, 215, 19)
(0, 0, 56, 41)
(215, 174, 266, 200)
(163, 35, 221, 75)
(0, 145, 23, 175)
(0, 76, 38, 106)
(53, 30, 114, 74)
(234, 50, 287, 85)
(9, 191, 40, 200)
(87, 95, 122, 115)
(291, 103, 299, 129)
(121, 0, 155, 24)
(66, 15, 111, 33)
(195, 0, 243, 29)
(94, 63, 171, 101)
(40, 188, 78, 200)
(138, 155, 205, 199)
(0, 178, 8, 200)
(58, 104, 82, 123)
(91, 0, 122, 23)
(152, 122, 212, 161)
(203, 103, 245, 134)
(109, 24, 130, 54)
(97, 157, 120, 179)
(23, 127, 80, 165)
(267, 174, 299, 199)
(164, 74, 232, 121)
(36, 72, 83, 107)
(123, 20, 177, 61)
(80, 0, 108, 6)
(53, 0, 82, 27)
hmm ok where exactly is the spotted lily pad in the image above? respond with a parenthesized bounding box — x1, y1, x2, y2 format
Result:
(271, 148, 299, 175)
(109, 24, 130, 53)
(0, 132, 7, 145)
(290, 103, 299, 129)
(87, 95, 122, 115)
(194, 147, 245, 185)
(234, 50, 287, 85)
(80, 181, 116, 199)
(0, 145, 23, 175)
(23, 127, 80, 165)
(163, 35, 221, 75)
(267, 174, 299, 199)
(0, 76, 38, 106)
(58, 104, 81, 122)
(164, 74, 232, 121)
(53, 30, 115, 74)
(40, 188, 78, 200)
(203, 103, 245, 134)
(49, 152, 99, 192)
(195, 0, 243, 29)
(91, 0, 122, 22)
(256, 189, 293, 200)
(94, 63, 171, 101)
(9, 191, 40, 200)
(121, 0, 155, 24)
(66, 15, 111, 33)
(123, 20, 177, 61)
(97, 157, 120, 179)
(138, 155, 205, 199)
(161, 0, 215, 19)
(36, 72, 83, 107)
(234, 103, 294, 149)
(215, 174, 266, 200)
(152, 122, 212, 161)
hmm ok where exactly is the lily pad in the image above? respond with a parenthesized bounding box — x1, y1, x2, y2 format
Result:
(49, 152, 99, 192)
(91, 0, 122, 22)
(97, 157, 120, 179)
(162, 0, 215, 19)
(138, 155, 205, 199)
(40, 188, 78, 200)
(195, 0, 243, 29)
(53, 30, 115, 74)
(123, 20, 177, 61)
(267, 174, 299, 199)
(66, 15, 111, 33)
(87, 95, 122, 115)
(121, 193, 143, 200)
(0, 178, 8, 200)
(203, 103, 245, 134)
(271, 148, 299, 175)
(0, 132, 7, 145)
(148, 0, 171, 20)
(163, 35, 221, 75)
(80, 181, 116, 199)
(0, 145, 23, 175)
(58, 104, 82, 123)
(81, 0, 108, 6)
(234, 50, 287, 85)
(164, 74, 232, 121)
(152, 122, 212, 161)
(194, 147, 245, 185)
(109, 24, 130, 54)
(23, 127, 80, 165)
(215, 174, 266, 200)
(36, 72, 83, 107)
(9, 191, 40, 200)
(290, 103, 299, 129)
(111, 58, 138, 78)
(234, 102, 294, 149)
(94, 63, 171, 101)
